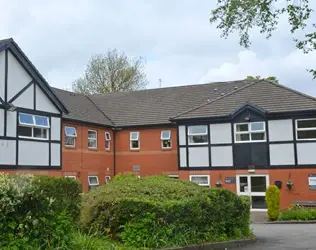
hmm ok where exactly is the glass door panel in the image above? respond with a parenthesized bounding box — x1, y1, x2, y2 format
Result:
(250, 176, 267, 192)
(239, 176, 249, 193)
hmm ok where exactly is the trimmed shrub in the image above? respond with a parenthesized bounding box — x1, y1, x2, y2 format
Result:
(265, 185, 280, 221)
(0, 173, 82, 249)
(279, 205, 316, 221)
(80, 174, 252, 249)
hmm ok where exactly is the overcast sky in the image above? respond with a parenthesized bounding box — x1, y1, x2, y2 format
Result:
(1, 0, 316, 95)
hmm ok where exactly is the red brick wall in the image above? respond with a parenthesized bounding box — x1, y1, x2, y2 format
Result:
(115, 127, 179, 176)
(62, 121, 114, 191)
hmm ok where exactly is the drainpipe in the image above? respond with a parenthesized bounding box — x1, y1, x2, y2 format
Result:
(113, 127, 122, 176)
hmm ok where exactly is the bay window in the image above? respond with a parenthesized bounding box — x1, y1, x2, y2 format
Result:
(188, 125, 208, 144)
(235, 122, 265, 143)
(18, 113, 49, 140)
(296, 119, 316, 140)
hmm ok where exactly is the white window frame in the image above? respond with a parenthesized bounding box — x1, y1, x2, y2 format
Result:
(189, 175, 210, 187)
(105, 132, 111, 151)
(65, 126, 77, 147)
(65, 175, 76, 180)
(161, 130, 171, 149)
(168, 174, 179, 179)
(88, 176, 99, 190)
(130, 132, 140, 150)
(296, 118, 316, 141)
(234, 122, 266, 143)
(187, 125, 208, 145)
(18, 113, 50, 140)
(105, 175, 111, 184)
(88, 130, 97, 149)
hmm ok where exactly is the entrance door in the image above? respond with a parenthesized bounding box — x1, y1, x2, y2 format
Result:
(236, 175, 269, 211)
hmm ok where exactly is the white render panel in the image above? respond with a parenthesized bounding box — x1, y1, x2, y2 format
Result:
(269, 144, 295, 165)
(36, 85, 59, 114)
(0, 109, 4, 136)
(19, 141, 49, 165)
(268, 119, 293, 142)
(210, 123, 232, 144)
(178, 126, 186, 145)
(188, 147, 209, 167)
(6, 111, 17, 137)
(211, 146, 233, 167)
(12, 85, 33, 109)
(51, 117, 61, 140)
(297, 143, 316, 165)
(51, 143, 60, 166)
(180, 147, 187, 167)
(0, 140, 16, 165)
(7, 51, 32, 100)
(0, 50, 5, 100)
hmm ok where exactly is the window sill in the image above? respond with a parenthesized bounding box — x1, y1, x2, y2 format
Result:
(162, 147, 172, 151)
(88, 148, 98, 151)
(105, 149, 111, 152)
(130, 148, 140, 152)
(65, 146, 76, 150)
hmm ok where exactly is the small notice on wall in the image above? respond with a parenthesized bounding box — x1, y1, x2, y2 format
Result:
(308, 174, 316, 190)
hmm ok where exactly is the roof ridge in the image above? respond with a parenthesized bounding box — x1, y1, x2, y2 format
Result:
(264, 80, 316, 102)
(85, 95, 116, 126)
(171, 79, 264, 120)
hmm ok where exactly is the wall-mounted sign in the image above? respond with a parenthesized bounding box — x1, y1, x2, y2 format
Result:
(308, 174, 316, 190)
(132, 165, 140, 172)
(225, 177, 236, 184)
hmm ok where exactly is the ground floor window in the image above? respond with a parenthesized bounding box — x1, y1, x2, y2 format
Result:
(105, 175, 111, 184)
(236, 175, 269, 210)
(88, 176, 99, 190)
(189, 175, 210, 187)
(65, 175, 76, 180)
(168, 174, 179, 179)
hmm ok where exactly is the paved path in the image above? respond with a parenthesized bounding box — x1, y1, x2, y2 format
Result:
(239, 224, 316, 250)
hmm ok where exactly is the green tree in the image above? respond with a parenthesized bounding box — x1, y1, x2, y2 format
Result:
(73, 49, 148, 94)
(210, 0, 315, 78)
(246, 75, 279, 84)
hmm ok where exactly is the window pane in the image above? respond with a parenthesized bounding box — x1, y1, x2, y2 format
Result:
(188, 135, 208, 144)
(251, 196, 267, 209)
(35, 116, 49, 127)
(88, 176, 99, 185)
(297, 130, 316, 139)
(236, 134, 250, 141)
(130, 132, 139, 140)
(105, 140, 110, 149)
(18, 126, 32, 137)
(19, 113, 34, 125)
(105, 132, 111, 140)
(239, 177, 248, 193)
(88, 139, 96, 148)
(251, 133, 265, 141)
(162, 139, 171, 148)
(297, 119, 316, 129)
(236, 124, 248, 132)
(251, 177, 267, 192)
(251, 122, 264, 131)
(188, 125, 207, 134)
(161, 130, 171, 139)
(65, 136, 75, 146)
(65, 127, 76, 136)
(131, 140, 139, 148)
(190, 176, 209, 186)
(88, 131, 97, 138)
(34, 128, 48, 139)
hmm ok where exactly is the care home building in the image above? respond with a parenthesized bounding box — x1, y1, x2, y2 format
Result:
(1, 38, 316, 210)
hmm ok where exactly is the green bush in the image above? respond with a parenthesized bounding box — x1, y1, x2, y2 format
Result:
(80, 174, 252, 249)
(0, 173, 82, 249)
(279, 206, 316, 221)
(265, 185, 280, 221)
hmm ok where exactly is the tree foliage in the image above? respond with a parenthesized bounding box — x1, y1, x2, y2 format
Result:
(73, 49, 148, 94)
(210, 0, 316, 78)
(246, 75, 279, 83)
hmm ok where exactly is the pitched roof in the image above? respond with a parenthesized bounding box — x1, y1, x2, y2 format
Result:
(0, 38, 68, 113)
(52, 88, 114, 126)
(88, 80, 251, 127)
(172, 80, 316, 120)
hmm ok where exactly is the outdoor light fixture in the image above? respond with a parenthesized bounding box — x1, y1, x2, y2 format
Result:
(5, 103, 16, 112)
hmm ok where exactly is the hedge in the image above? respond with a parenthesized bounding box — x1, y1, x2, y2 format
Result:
(265, 185, 280, 221)
(80, 174, 252, 249)
(0, 173, 82, 249)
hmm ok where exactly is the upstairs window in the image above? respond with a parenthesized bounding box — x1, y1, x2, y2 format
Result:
(296, 119, 316, 140)
(105, 132, 111, 150)
(65, 126, 77, 147)
(130, 132, 139, 150)
(235, 122, 265, 143)
(18, 113, 49, 140)
(88, 176, 99, 190)
(161, 130, 171, 148)
(88, 130, 97, 149)
(188, 125, 208, 144)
